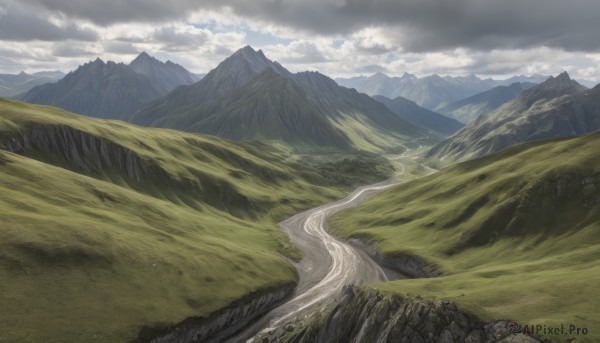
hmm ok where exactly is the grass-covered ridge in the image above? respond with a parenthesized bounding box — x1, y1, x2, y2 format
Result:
(330, 132, 600, 342)
(0, 98, 394, 342)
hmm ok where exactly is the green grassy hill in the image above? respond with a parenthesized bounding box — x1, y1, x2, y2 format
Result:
(330, 131, 600, 342)
(0, 99, 393, 342)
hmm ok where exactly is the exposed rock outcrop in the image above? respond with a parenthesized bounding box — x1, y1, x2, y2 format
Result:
(6, 123, 152, 180)
(348, 238, 441, 279)
(133, 283, 295, 343)
(1, 123, 254, 216)
(260, 286, 542, 343)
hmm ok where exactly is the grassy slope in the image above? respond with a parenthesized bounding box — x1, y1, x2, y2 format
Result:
(0, 99, 384, 342)
(330, 132, 600, 342)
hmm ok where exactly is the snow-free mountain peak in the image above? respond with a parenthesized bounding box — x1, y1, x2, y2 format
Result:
(371, 72, 389, 80)
(555, 71, 572, 81)
(20, 53, 200, 119)
(517, 71, 587, 107)
(400, 72, 417, 80)
(130, 46, 426, 151)
(224, 45, 293, 80)
(128, 51, 200, 92)
(426, 72, 597, 166)
(130, 51, 157, 66)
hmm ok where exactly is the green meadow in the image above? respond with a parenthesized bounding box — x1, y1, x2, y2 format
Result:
(330, 132, 600, 342)
(0, 99, 392, 342)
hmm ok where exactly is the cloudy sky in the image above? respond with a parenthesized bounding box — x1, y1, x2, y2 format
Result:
(1, 0, 600, 82)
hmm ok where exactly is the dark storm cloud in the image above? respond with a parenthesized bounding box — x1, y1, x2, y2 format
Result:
(21, 0, 198, 26)
(15, 0, 600, 52)
(0, 1, 97, 41)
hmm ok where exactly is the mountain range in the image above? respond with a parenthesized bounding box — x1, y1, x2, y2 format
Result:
(426, 72, 597, 166)
(372, 95, 464, 135)
(336, 73, 554, 111)
(19, 53, 200, 120)
(130, 46, 427, 152)
(438, 82, 536, 123)
(0, 71, 64, 97)
(4, 43, 600, 343)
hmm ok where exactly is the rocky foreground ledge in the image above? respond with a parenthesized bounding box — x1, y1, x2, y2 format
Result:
(257, 286, 544, 343)
(132, 283, 295, 343)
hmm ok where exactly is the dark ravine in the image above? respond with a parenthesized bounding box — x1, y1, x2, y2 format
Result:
(348, 238, 441, 279)
(257, 286, 544, 343)
(133, 283, 296, 343)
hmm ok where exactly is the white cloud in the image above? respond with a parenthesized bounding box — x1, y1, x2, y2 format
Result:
(0, 1, 598, 85)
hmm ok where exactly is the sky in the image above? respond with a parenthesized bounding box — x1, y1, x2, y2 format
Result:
(1, 0, 600, 82)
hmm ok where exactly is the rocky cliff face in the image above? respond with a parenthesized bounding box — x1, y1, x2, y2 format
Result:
(348, 239, 441, 279)
(260, 286, 542, 343)
(2, 123, 254, 216)
(134, 284, 295, 343)
(6, 123, 152, 180)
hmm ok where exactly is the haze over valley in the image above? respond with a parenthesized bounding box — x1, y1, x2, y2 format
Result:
(1, 1, 599, 342)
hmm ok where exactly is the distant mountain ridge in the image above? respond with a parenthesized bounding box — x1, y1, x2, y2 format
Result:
(0, 71, 64, 97)
(426, 72, 596, 166)
(129, 52, 201, 93)
(131, 46, 427, 152)
(335, 72, 591, 112)
(439, 82, 536, 123)
(20, 53, 199, 119)
(373, 95, 464, 136)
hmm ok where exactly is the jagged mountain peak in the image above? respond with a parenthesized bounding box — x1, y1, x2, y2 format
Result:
(533, 71, 573, 87)
(555, 71, 571, 81)
(127, 52, 199, 91)
(519, 71, 587, 106)
(20, 53, 199, 120)
(239, 45, 257, 53)
(234, 45, 265, 59)
(226, 45, 276, 74)
(400, 72, 417, 80)
(202, 45, 294, 86)
(130, 51, 158, 65)
(368, 72, 390, 81)
(465, 73, 480, 81)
